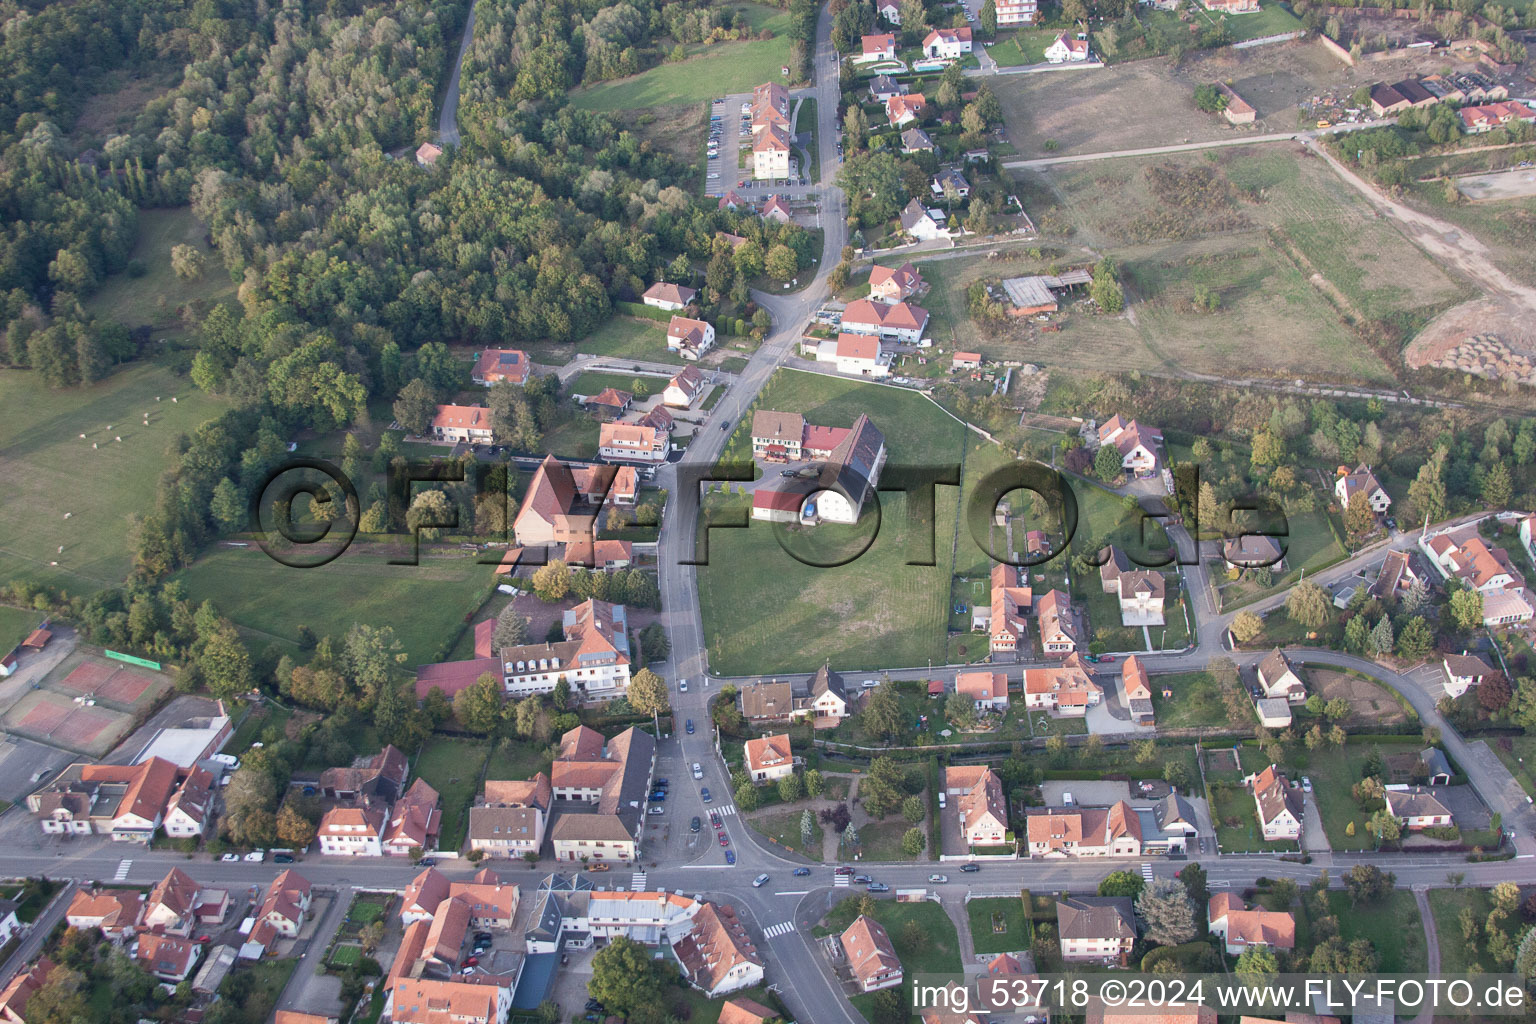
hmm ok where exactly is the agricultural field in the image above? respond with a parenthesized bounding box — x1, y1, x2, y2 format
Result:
(173, 546, 497, 666)
(992, 62, 1248, 159)
(83, 207, 237, 335)
(0, 360, 228, 593)
(960, 145, 1469, 385)
(570, 4, 793, 112)
(1029, 147, 1468, 333)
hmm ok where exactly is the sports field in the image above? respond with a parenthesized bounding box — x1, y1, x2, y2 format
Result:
(173, 546, 498, 666)
(0, 361, 227, 593)
(1, 651, 170, 755)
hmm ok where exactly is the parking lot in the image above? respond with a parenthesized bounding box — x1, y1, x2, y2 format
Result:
(705, 95, 746, 198)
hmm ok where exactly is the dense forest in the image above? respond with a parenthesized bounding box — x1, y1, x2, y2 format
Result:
(0, 0, 819, 587)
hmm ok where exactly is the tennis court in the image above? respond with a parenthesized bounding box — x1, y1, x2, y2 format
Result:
(3, 690, 134, 755)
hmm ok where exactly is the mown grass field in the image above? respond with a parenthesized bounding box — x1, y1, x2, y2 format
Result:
(173, 547, 496, 665)
(577, 316, 683, 364)
(570, 4, 792, 111)
(413, 736, 491, 850)
(84, 207, 237, 333)
(985, 28, 1061, 67)
(699, 370, 970, 675)
(1189, 1, 1303, 41)
(0, 360, 227, 593)
(1150, 670, 1233, 728)
(966, 897, 1032, 955)
(0, 605, 40, 655)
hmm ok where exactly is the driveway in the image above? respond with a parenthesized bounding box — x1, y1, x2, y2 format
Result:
(1083, 695, 1133, 737)
(1301, 794, 1330, 854)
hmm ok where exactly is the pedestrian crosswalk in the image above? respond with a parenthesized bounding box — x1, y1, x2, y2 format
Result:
(716, 804, 737, 817)
(113, 859, 132, 881)
(631, 872, 648, 891)
(834, 873, 851, 887)
(763, 921, 796, 939)
(1140, 863, 1154, 883)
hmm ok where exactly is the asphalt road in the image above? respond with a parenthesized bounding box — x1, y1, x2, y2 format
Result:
(437, 0, 478, 148)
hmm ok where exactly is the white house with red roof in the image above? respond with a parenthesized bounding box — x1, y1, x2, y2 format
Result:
(318, 805, 386, 856)
(1335, 463, 1390, 514)
(955, 670, 1009, 711)
(430, 404, 494, 444)
(858, 33, 898, 62)
(1045, 33, 1090, 62)
(1459, 101, 1536, 133)
(922, 26, 973, 59)
(839, 299, 929, 343)
(1097, 415, 1162, 475)
(664, 365, 706, 408)
(744, 734, 795, 782)
(885, 93, 928, 128)
(752, 124, 792, 180)
(868, 263, 923, 303)
(760, 195, 792, 224)
(666, 316, 716, 360)
(641, 282, 698, 311)
(817, 333, 892, 378)
(1036, 589, 1079, 656)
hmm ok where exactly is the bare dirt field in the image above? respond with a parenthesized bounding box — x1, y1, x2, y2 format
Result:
(994, 143, 1468, 383)
(1455, 167, 1536, 202)
(1307, 668, 1410, 728)
(1182, 39, 1362, 123)
(612, 103, 708, 167)
(993, 41, 1360, 158)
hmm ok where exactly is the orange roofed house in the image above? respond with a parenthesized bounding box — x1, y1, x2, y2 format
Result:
(868, 263, 923, 303)
(1023, 653, 1098, 715)
(1026, 800, 1141, 858)
(955, 670, 1008, 711)
(472, 349, 530, 386)
(886, 93, 928, 128)
(387, 977, 512, 1024)
(1036, 589, 1080, 658)
(429, 404, 494, 444)
(978, 563, 1032, 654)
(512, 456, 627, 549)
(944, 766, 1009, 846)
(27, 756, 195, 842)
(841, 915, 903, 991)
(744, 734, 795, 783)
(599, 421, 668, 466)
(1207, 893, 1295, 956)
